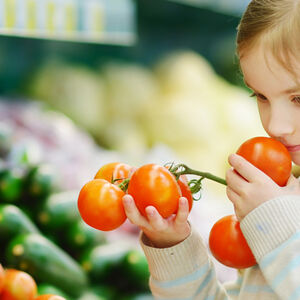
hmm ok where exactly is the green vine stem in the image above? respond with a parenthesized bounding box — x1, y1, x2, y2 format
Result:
(169, 163, 227, 186)
(117, 163, 227, 195)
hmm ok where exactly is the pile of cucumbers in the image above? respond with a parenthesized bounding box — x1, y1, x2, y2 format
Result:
(0, 129, 152, 300)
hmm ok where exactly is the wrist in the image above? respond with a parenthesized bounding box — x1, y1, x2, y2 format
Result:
(143, 226, 191, 248)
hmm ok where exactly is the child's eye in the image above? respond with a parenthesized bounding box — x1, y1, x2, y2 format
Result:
(292, 96, 300, 104)
(250, 92, 268, 101)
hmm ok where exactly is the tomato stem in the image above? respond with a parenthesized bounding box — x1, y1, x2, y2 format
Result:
(118, 178, 130, 192)
(171, 164, 227, 186)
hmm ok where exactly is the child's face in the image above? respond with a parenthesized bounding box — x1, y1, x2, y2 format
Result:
(240, 43, 300, 165)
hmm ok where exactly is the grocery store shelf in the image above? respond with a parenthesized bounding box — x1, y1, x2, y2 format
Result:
(0, 0, 136, 45)
(168, 0, 250, 16)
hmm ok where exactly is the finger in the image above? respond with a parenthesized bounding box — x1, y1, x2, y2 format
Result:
(122, 195, 149, 228)
(175, 197, 189, 225)
(226, 186, 241, 205)
(226, 167, 248, 195)
(145, 206, 168, 231)
(228, 153, 267, 183)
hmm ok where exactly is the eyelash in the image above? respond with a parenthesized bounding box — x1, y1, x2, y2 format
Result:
(293, 96, 300, 104)
(250, 92, 267, 101)
(250, 92, 300, 104)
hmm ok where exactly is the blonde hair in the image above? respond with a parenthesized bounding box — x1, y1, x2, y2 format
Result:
(236, 0, 300, 74)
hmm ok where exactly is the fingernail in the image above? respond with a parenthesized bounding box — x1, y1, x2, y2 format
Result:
(146, 207, 155, 216)
(179, 197, 186, 205)
(123, 195, 132, 205)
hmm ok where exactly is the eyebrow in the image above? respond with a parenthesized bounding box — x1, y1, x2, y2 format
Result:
(244, 81, 300, 95)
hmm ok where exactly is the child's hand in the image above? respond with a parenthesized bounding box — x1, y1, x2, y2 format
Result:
(122, 195, 191, 248)
(226, 153, 300, 221)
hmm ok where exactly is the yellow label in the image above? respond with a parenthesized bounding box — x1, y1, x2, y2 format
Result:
(91, 4, 103, 33)
(65, 3, 76, 32)
(4, 0, 16, 28)
(26, 0, 37, 30)
(46, 1, 56, 32)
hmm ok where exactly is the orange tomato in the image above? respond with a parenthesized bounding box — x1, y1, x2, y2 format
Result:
(35, 295, 66, 300)
(94, 162, 133, 184)
(1, 269, 37, 300)
(78, 179, 127, 231)
(209, 215, 256, 269)
(128, 164, 182, 218)
(236, 136, 292, 186)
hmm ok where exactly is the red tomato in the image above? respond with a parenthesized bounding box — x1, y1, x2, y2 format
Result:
(236, 136, 292, 186)
(1, 269, 37, 300)
(0, 264, 4, 294)
(78, 179, 127, 231)
(94, 162, 133, 184)
(176, 174, 193, 212)
(35, 295, 66, 300)
(209, 215, 256, 269)
(127, 164, 182, 218)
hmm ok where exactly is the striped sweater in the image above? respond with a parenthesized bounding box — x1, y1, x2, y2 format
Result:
(140, 195, 300, 299)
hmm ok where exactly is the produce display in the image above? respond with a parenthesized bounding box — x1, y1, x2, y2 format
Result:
(27, 51, 266, 184)
(78, 137, 292, 270)
(0, 102, 153, 300)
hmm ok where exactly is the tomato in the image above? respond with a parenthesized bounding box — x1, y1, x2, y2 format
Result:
(35, 295, 66, 300)
(0, 264, 4, 294)
(209, 215, 256, 269)
(236, 136, 292, 186)
(176, 174, 193, 212)
(78, 179, 127, 231)
(127, 164, 182, 218)
(1, 269, 37, 300)
(94, 162, 133, 184)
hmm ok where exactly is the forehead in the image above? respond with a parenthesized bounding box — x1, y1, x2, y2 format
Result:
(240, 44, 300, 92)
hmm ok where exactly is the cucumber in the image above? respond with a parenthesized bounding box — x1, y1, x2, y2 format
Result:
(25, 164, 59, 200)
(0, 204, 40, 242)
(120, 249, 150, 291)
(0, 168, 24, 203)
(65, 219, 107, 250)
(5, 233, 88, 297)
(78, 286, 115, 300)
(80, 241, 131, 283)
(37, 283, 72, 300)
(37, 190, 80, 230)
(120, 294, 154, 300)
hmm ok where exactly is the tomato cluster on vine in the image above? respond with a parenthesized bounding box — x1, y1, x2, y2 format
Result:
(78, 136, 292, 269)
(77, 162, 193, 232)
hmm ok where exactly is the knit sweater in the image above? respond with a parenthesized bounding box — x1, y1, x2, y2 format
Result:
(140, 195, 300, 299)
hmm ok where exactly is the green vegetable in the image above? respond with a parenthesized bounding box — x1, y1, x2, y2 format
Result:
(37, 283, 72, 300)
(0, 204, 40, 242)
(119, 293, 153, 300)
(65, 219, 106, 250)
(6, 233, 88, 297)
(80, 242, 130, 283)
(37, 190, 80, 230)
(120, 249, 150, 291)
(25, 164, 59, 200)
(0, 168, 24, 203)
(78, 285, 115, 300)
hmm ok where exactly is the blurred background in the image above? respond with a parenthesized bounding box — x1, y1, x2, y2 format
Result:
(0, 0, 268, 299)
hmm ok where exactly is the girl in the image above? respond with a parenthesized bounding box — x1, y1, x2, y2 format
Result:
(123, 0, 300, 299)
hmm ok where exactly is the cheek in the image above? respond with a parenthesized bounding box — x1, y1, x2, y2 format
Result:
(257, 103, 270, 132)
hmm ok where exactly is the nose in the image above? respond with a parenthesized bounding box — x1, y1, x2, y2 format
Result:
(266, 105, 294, 138)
